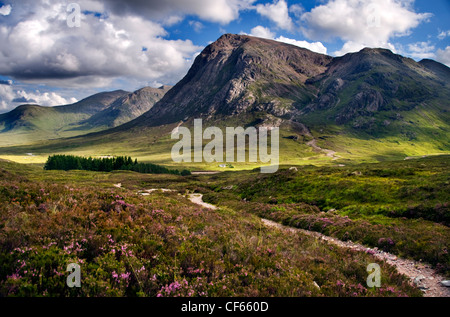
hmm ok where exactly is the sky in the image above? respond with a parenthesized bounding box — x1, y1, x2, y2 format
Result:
(0, 0, 449, 113)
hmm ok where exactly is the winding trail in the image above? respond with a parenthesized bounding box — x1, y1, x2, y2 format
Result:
(186, 193, 450, 297)
(296, 122, 341, 161)
(187, 193, 218, 210)
(306, 138, 341, 160)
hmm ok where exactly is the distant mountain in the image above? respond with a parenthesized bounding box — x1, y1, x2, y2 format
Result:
(419, 58, 450, 82)
(83, 86, 172, 128)
(55, 90, 130, 115)
(302, 48, 450, 126)
(0, 87, 170, 145)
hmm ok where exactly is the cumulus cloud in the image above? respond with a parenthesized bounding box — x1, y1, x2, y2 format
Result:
(0, 80, 79, 112)
(0, 0, 261, 112)
(15, 90, 78, 106)
(436, 46, 450, 67)
(247, 25, 327, 55)
(0, 4, 12, 16)
(0, 82, 15, 108)
(249, 26, 275, 39)
(407, 41, 436, 60)
(255, 0, 293, 31)
(0, 0, 203, 88)
(333, 41, 367, 56)
(276, 36, 328, 55)
(301, 0, 431, 55)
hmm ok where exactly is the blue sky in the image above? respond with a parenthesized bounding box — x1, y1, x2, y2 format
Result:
(0, 0, 449, 113)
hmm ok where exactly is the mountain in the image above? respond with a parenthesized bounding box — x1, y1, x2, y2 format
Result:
(1, 34, 449, 165)
(82, 85, 172, 128)
(0, 87, 170, 145)
(55, 90, 130, 115)
(131, 34, 332, 127)
(302, 48, 450, 126)
(107, 34, 448, 162)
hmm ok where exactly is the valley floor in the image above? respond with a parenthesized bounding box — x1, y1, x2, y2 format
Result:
(0, 156, 448, 297)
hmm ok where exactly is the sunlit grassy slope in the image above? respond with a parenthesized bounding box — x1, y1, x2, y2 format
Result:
(0, 116, 448, 171)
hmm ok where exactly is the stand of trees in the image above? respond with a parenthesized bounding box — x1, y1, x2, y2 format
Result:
(44, 155, 191, 176)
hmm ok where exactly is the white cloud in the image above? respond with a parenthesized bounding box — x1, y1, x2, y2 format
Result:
(189, 20, 204, 33)
(333, 41, 367, 56)
(0, 4, 12, 16)
(249, 26, 275, 39)
(15, 90, 78, 107)
(276, 36, 328, 55)
(163, 15, 184, 26)
(0, 83, 15, 109)
(289, 4, 304, 19)
(333, 41, 398, 56)
(0, 81, 79, 112)
(407, 41, 436, 60)
(436, 46, 450, 67)
(301, 0, 432, 55)
(0, 1, 203, 88)
(246, 26, 328, 55)
(438, 30, 450, 40)
(255, 0, 294, 31)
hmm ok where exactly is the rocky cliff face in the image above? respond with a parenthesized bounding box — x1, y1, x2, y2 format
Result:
(301, 48, 449, 128)
(134, 34, 332, 126)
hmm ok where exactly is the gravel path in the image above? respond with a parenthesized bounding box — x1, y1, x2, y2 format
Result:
(187, 193, 218, 210)
(261, 218, 450, 297)
(186, 193, 450, 297)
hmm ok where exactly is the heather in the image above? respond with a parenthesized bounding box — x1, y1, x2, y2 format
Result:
(0, 160, 422, 297)
(197, 156, 450, 276)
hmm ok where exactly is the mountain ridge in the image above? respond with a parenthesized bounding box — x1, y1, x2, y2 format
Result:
(0, 86, 171, 145)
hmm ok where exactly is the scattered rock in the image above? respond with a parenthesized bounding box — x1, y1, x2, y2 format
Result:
(222, 185, 233, 190)
(139, 188, 174, 195)
(113, 183, 122, 188)
(441, 281, 450, 287)
(313, 281, 321, 290)
(414, 275, 426, 286)
(289, 167, 298, 172)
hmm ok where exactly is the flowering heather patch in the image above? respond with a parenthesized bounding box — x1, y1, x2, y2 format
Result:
(200, 158, 450, 277)
(0, 162, 423, 297)
(215, 199, 450, 276)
